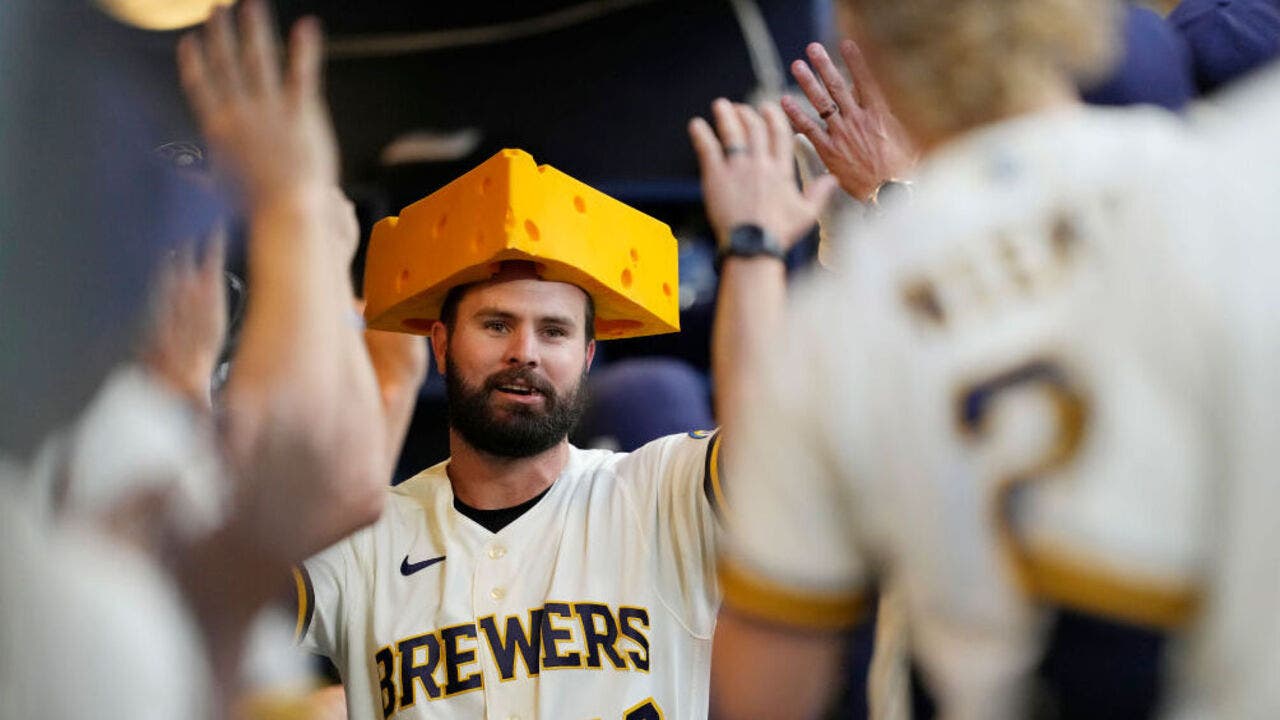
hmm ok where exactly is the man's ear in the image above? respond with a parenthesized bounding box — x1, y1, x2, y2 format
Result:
(584, 339, 597, 373)
(430, 321, 449, 373)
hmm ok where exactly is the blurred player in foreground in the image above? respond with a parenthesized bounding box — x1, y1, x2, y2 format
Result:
(691, 0, 1280, 717)
(3, 1, 404, 717)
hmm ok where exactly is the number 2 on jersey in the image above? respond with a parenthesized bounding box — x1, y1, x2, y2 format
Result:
(957, 359, 1089, 599)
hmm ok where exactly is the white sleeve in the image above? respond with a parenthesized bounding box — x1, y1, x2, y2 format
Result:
(616, 431, 723, 638)
(718, 283, 874, 631)
(295, 527, 369, 665)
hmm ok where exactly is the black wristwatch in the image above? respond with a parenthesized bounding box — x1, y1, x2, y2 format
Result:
(715, 224, 785, 273)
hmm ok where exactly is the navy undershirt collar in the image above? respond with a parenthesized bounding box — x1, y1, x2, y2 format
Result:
(453, 485, 552, 533)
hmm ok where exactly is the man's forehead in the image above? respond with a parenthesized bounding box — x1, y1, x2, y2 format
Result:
(457, 275, 589, 319)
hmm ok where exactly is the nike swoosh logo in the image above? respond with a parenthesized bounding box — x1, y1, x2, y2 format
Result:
(400, 554, 446, 577)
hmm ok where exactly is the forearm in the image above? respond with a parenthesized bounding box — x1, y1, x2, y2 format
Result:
(378, 373, 420, 474)
(223, 188, 387, 554)
(363, 327, 429, 478)
(712, 257, 788, 431)
(711, 611, 842, 720)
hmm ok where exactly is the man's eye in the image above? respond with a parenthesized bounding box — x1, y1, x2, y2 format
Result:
(543, 326, 569, 338)
(484, 320, 509, 333)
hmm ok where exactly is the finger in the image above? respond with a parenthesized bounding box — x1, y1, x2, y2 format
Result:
(780, 95, 836, 156)
(736, 104, 769, 162)
(789, 58, 840, 121)
(711, 97, 747, 157)
(802, 173, 840, 214)
(239, 0, 282, 97)
(286, 16, 324, 106)
(687, 117, 726, 179)
(760, 102, 794, 166)
(839, 38, 886, 113)
(806, 42, 860, 115)
(205, 5, 244, 99)
(177, 33, 218, 124)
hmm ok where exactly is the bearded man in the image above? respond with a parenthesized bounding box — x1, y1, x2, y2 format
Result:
(291, 89, 834, 718)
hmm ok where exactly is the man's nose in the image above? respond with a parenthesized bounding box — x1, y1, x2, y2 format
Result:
(504, 325, 539, 367)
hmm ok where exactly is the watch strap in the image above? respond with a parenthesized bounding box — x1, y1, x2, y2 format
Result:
(715, 224, 785, 273)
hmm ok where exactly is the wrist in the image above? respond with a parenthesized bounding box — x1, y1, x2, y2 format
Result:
(715, 224, 786, 273)
(249, 184, 331, 220)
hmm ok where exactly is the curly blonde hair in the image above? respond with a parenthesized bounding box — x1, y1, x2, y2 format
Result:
(839, 0, 1119, 138)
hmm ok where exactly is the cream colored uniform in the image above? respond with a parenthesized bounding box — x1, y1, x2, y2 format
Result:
(721, 106, 1238, 719)
(297, 433, 722, 720)
(1175, 64, 1280, 719)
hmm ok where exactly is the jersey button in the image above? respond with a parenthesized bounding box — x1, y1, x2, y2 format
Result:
(490, 587, 506, 601)
(488, 545, 507, 560)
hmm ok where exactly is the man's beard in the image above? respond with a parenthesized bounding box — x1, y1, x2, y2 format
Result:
(445, 358, 589, 459)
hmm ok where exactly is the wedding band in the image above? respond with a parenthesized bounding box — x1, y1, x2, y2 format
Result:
(724, 144, 748, 157)
(819, 106, 839, 120)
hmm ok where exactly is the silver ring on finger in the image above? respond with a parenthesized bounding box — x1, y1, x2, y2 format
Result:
(723, 144, 749, 158)
(819, 105, 839, 120)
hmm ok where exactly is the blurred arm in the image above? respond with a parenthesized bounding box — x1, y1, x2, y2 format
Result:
(689, 98, 836, 435)
(172, 0, 387, 702)
(362, 324, 428, 475)
(711, 612, 843, 720)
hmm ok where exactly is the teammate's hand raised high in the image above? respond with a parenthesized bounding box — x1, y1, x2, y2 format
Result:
(781, 40, 916, 202)
(178, 0, 338, 211)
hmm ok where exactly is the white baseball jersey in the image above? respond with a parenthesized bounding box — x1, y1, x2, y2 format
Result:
(1172, 64, 1280, 719)
(0, 466, 211, 720)
(720, 105, 1243, 719)
(297, 433, 722, 720)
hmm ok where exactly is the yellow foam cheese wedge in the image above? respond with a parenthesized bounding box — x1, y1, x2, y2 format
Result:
(363, 149, 681, 340)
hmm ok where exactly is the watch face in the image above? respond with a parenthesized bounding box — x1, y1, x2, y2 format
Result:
(716, 224, 785, 271)
(729, 224, 768, 254)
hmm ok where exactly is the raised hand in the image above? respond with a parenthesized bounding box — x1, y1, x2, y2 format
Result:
(689, 98, 838, 250)
(174, 0, 387, 569)
(781, 40, 915, 202)
(177, 0, 337, 210)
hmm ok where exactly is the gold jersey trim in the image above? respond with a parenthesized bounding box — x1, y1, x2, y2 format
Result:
(1019, 542, 1202, 630)
(718, 557, 865, 631)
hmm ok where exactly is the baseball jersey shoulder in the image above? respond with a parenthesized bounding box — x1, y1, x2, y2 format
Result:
(584, 434, 722, 638)
(389, 459, 453, 502)
(297, 461, 453, 661)
(608, 431, 722, 504)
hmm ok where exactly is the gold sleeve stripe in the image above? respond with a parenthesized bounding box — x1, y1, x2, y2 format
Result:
(718, 557, 865, 631)
(1020, 546, 1202, 630)
(702, 430, 727, 518)
(292, 565, 315, 644)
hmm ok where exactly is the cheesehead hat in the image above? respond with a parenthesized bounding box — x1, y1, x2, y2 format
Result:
(363, 149, 680, 340)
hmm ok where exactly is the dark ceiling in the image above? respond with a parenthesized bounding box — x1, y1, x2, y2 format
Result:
(109, 0, 829, 208)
